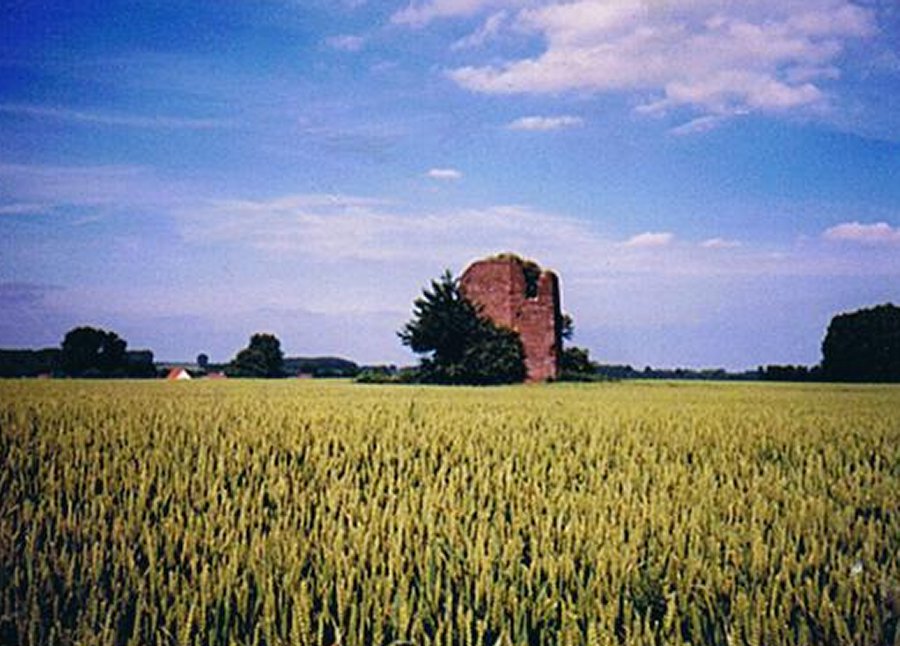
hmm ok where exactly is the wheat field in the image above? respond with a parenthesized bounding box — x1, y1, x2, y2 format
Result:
(1, 379, 897, 645)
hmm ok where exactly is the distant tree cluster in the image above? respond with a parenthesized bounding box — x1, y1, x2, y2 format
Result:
(0, 349, 61, 378)
(593, 364, 753, 381)
(757, 365, 819, 382)
(0, 326, 156, 378)
(58, 326, 155, 378)
(282, 356, 359, 378)
(821, 303, 900, 382)
(398, 271, 527, 385)
(60, 327, 126, 376)
(227, 333, 285, 378)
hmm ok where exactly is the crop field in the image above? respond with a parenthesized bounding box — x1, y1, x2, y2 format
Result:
(0, 379, 898, 646)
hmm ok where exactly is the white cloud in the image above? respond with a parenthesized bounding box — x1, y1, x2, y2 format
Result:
(326, 34, 366, 52)
(823, 221, 900, 244)
(392, 0, 515, 27)
(622, 232, 674, 248)
(701, 237, 742, 249)
(669, 115, 726, 136)
(452, 11, 509, 49)
(0, 103, 230, 129)
(426, 167, 463, 180)
(446, 0, 875, 117)
(507, 115, 584, 131)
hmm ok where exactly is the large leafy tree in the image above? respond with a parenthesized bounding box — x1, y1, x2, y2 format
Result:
(228, 333, 285, 378)
(399, 271, 526, 385)
(821, 303, 900, 382)
(60, 326, 128, 377)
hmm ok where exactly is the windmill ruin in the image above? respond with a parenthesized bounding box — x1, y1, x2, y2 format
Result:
(460, 254, 562, 382)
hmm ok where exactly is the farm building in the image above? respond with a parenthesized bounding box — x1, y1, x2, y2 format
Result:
(166, 367, 192, 381)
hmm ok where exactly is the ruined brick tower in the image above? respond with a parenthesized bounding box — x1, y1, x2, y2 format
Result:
(460, 254, 562, 382)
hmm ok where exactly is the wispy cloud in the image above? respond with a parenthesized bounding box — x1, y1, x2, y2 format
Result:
(426, 168, 462, 180)
(392, 0, 518, 27)
(507, 115, 583, 131)
(452, 11, 508, 50)
(0, 103, 230, 130)
(0, 202, 51, 215)
(823, 221, 900, 244)
(622, 232, 674, 248)
(447, 0, 874, 118)
(326, 34, 366, 52)
(701, 237, 742, 249)
(0, 162, 192, 209)
(669, 115, 727, 137)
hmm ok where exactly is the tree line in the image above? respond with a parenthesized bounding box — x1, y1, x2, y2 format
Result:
(0, 328, 156, 378)
(0, 328, 357, 379)
(1, 292, 897, 383)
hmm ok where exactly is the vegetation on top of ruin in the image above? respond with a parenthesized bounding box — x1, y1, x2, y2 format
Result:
(486, 252, 543, 297)
(486, 252, 532, 265)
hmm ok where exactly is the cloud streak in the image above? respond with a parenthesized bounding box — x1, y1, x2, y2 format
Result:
(392, 0, 522, 27)
(426, 168, 463, 180)
(701, 237, 742, 249)
(0, 202, 51, 216)
(622, 232, 674, 248)
(507, 115, 583, 131)
(0, 103, 231, 130)
(0, 163, 191, 209)
(326, 34, 366, 52)
(669, 115, 727, 136)
(452, 11, 509, 49)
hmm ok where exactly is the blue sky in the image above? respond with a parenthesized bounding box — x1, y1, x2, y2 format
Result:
(1, 0, 898, 369)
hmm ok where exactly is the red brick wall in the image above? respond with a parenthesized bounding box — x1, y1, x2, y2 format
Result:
(460, 256, 561, 382)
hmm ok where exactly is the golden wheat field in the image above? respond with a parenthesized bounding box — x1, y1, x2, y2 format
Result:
(0, 379, 898, 646)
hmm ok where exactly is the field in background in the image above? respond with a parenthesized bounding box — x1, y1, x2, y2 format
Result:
(1, 379, 898, 646)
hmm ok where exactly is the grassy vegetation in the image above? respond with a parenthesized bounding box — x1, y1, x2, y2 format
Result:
(1, 379, 897, 645)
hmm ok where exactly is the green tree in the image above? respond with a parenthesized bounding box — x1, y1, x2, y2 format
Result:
(821, 303, 900, 382)
(399, 271, 527, 385)
(228, 333, 285, 378)
(560, 346, 595, 376)
(60, 326, 128, 377)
